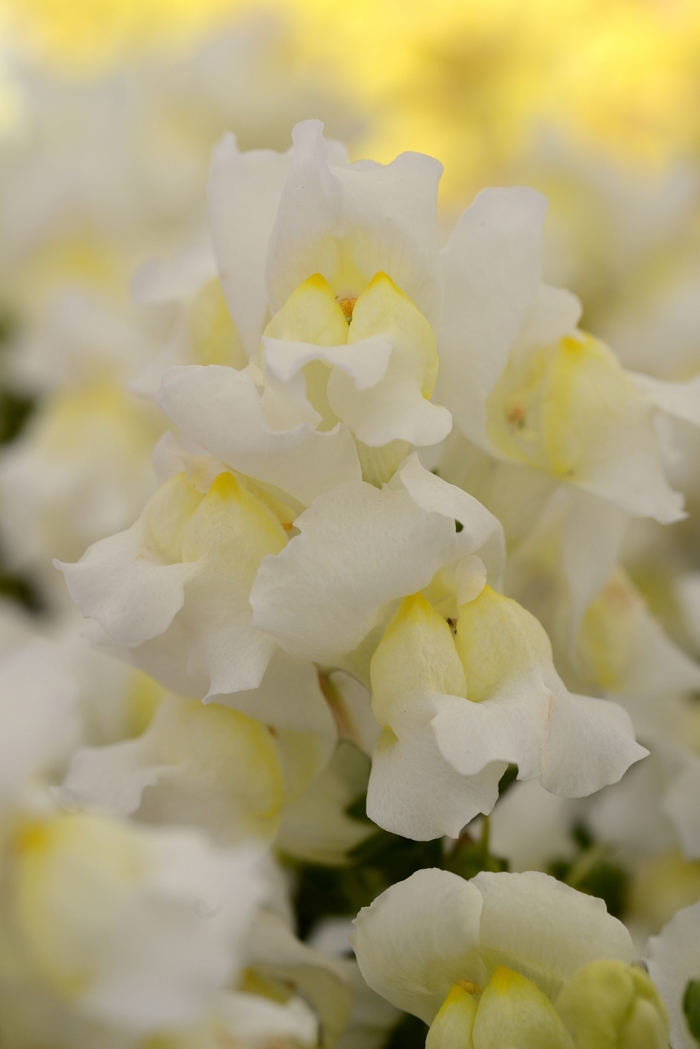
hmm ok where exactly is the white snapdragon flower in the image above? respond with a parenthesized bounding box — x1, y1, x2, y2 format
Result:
(0, 632, 270, 1046)
(646, 899, 700, 1049)
(147, 119, 451, 486)
(59, 675, 337, 847)
(508, 518, 700, 706)
(435, 187, 700, 525)
(58, 441, 300, 698)
(0, 810, 265, 1034)
(353, 868, 668, 1049)
(251, 455, 645, 839)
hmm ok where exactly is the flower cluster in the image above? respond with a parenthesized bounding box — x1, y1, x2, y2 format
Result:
(1, 37, 700, 1049)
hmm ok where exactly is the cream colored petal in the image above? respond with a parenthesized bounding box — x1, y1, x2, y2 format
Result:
(472, 871, 634, 1001)
(367, 720, 504, 840)
(157, 364, 362, 506)
(267, 120, 443, 325)
(352, 869, 486, 1024)
(473, 967, 575, 1049)
(541, 689, 648, 797)
(250, 477, 460, 665)
(61, 695, 285, 846)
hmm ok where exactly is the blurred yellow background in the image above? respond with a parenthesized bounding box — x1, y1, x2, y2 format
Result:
(3, 0, 700, 205)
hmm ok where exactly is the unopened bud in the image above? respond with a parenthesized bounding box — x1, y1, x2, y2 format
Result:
(556, 959, 668, 1049)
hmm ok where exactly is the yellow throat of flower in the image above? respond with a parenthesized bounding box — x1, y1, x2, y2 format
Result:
(486, 332, 641, 482)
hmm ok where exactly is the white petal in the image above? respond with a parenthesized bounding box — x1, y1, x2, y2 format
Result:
(131, 243, 218, 305)
(157, 364, 361, 506)
(367, 719, 504, 840)
(262, 333, 393, 389)
(248, 909, 353, 1049)
(250, 471, 465, 664)
(473, 870, 634, 1000)
(587, 742, 680, 858)
(431, 687, 552, 782)
(540, 689, 648, 797)
(323, 669, 381, 756)
(397, 454, 506, 581)
(214, 990, 318, 1047)
(60, 695, 286, 845)
(214, 649, 337, 743)
(208, 133, 292, 356)
(276, 740, 374, 865)
(57, 524, 196, 647)
(328, 345, 453, 447)
(574, 409, 685, 523)
(81, 829, 266, 1030)
(488, 779, 579, 873)
(0, 640, 80, 803)
(352, 868, 485, 1023)
(560, 488, 628, 646)
(646, 900, 700, 1049)
(662, 754, 700, 860)
(267, 120, 443, 324)
(630, 370, 700, 427)
(436, 187, 547, 446)
(517, 283, 582, 348)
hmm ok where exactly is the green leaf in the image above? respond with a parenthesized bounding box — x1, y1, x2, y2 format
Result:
(684, 979, 700, 1042)
(549, 825, 629, 918)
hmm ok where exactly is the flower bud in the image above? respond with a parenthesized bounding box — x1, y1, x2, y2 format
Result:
(556, 959, 668, 1049)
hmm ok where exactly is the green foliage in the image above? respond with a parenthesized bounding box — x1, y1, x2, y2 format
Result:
(0, 572, 42, 612)
(684, 979, 700, 1042)
(0, 311, 33, 447)
(291, 795, 443, 940)
(549, 821, 629, 919)
(0, 391, 33, 445)
(383, 1013, 429, 1049)
(291, 770, 513, 939)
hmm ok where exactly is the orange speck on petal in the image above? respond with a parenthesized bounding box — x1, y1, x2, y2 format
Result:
(338, 296, 357, 322)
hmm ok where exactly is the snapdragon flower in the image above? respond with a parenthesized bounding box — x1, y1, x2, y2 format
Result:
(353, 868, 668, 1049)
(146, 119, 452, 488)
(436, 187, 700, 526)
(251, 455, 645, 838)
(58, 441, 300, 698)
(59, 664, 337, 847)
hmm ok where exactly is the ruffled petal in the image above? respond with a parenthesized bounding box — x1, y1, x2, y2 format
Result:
(540, 689, 648, 797)
(157, 364, 362, 507)
(251, 457, 496, 664)
(266, 120, 443, 324)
